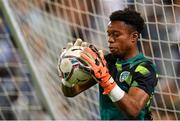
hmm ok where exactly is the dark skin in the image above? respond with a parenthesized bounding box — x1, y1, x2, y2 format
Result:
(62, 20, 149, 118)
(62, 78, 97, 97)
(107, 21, 149, 117)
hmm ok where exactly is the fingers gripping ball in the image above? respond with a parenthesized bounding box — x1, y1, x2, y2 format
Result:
(81, 46, 117, 95)
(58, 39, 93, 87)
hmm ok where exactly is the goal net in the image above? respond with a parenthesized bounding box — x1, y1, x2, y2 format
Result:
(0, 0, 179, 120)
(0, 9, 51, 120)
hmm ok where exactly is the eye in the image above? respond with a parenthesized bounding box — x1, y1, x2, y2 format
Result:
(113, 32, 120, 38)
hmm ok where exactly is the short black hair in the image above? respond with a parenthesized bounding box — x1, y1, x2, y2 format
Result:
(109, 8, 144, 33)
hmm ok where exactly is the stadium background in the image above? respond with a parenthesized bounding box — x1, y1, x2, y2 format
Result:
(0, 0, 179, 120)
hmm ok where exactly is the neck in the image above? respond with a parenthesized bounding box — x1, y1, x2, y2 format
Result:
(118, 49, 139, 61)
(126, 50, 139, 60)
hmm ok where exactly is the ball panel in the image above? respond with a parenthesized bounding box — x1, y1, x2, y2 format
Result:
(58, 46, 93, 86)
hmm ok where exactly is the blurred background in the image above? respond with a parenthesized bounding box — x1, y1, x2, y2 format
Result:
(0, 0, 179, 120)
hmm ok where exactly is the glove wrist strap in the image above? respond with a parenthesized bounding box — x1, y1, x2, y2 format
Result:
(108, 84, 125, 102)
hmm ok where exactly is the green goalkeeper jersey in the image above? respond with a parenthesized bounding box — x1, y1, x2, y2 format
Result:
(99, 53, 158, 120)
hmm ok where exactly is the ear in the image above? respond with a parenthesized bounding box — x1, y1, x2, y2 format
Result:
(131, 31, 139, 43)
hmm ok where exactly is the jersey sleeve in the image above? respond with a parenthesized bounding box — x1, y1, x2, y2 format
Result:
(131, 61, 158, 95)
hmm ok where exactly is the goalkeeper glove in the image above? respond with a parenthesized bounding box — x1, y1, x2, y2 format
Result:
(59, 38, 88, 59)
(81, 46, 115, 94)
(57, 38, 89, 87)
(81, 46, 125, 101)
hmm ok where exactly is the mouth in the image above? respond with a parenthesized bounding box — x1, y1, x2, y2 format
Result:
(109, 47, 116, 52)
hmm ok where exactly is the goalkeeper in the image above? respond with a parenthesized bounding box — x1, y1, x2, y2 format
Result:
(60, 8, 158, 120)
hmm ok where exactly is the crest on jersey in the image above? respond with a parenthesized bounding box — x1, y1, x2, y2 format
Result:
(119, 71, 130, 82)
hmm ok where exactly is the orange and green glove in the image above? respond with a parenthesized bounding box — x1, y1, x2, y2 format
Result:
(81, 46, 125, 102)
(80, 45, 117, 95)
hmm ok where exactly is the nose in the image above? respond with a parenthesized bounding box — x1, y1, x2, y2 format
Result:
(108, 36, 115, 43)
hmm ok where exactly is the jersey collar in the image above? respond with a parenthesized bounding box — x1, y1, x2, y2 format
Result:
(116, 53, 144, 65)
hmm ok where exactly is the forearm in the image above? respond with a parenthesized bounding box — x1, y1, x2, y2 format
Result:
(61, 79, 97, 97)
(109, 86, 149, 117)
(61, 84, 78, 97)
(115, 94, 142, 117)
(107, 85, 140, 117)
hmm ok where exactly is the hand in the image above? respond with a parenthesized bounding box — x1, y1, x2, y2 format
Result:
(81, 46, 117, 95)
(57, 38, 89, 86)
(59, 38, 88, 59)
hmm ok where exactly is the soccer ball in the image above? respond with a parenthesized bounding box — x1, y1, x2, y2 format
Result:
(58, 46, 93, 87)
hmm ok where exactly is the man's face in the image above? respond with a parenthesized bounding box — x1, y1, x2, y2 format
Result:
(107, 21, 135, 58)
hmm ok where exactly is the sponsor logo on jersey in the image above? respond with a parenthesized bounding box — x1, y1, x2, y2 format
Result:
(119, 71, 130, 82)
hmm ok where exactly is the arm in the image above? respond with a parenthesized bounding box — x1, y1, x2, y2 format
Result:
(62, 78, 97, 97)
(110, 61, 157, 117)
(114, 87, 149, 117)
(81, 47, 158, 118)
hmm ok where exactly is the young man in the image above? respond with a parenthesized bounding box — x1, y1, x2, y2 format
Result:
(60, 8, 158, 120)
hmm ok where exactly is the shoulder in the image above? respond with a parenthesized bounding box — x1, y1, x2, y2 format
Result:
(135, 59, 157, 75)
(132, 59, 158, 95)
